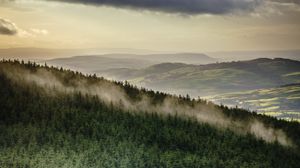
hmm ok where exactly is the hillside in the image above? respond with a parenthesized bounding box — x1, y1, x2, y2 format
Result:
(206, 84, 300, 121)
(100, 58, 300, 96)
(108, 53, 217, 64)
(43, 55, 156, 73)
(209, 50, 300, 62)
(43, 53, 217, 72)
(0, 60, 300, 167)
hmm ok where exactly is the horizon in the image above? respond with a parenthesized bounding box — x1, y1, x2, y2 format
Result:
(1, 47, 300, 62)
(1, 0, 300, 56)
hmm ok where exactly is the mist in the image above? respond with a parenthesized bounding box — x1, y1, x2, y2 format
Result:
(0, 62, 293, 147)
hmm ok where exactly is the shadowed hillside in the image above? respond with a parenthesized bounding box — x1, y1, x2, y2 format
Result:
(0, 60, 300, 167)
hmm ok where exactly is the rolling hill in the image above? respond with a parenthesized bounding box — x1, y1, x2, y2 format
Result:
(42, 55, 156, 73)
(206, 84, 300, 121)
(209, 50, 300, 62)
(100, 58, 300, 97)
(1, 60, 300, 167)
(43, 53, 217, 72)
(102, 53, 217, 64)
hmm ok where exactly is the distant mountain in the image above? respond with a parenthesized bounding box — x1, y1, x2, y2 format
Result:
(1, 47, 299, 63)
(0, 47, 159, 60)
(206, 83, 300, 121)
(43, 53, 217, 74)
(43, 55, 156, 73)
(0, 48, 217, 64)
(0, 48, 82, 60)
(100, 58, 300, 96)
(209, 49, 300, 61)
(102, 53, 217, 64)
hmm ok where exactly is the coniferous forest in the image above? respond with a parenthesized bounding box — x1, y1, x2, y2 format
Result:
(1, 60, 300, 168)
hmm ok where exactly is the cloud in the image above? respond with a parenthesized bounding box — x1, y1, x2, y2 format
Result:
(0, 18, 49, 37)
(270, 0, 300, 5)
(4, 0, 298, 15)
(0, 18, 32, 37)
(30, 28, 49, 35)
(48, 0, 263, 15)
(0, 18, 18, 35)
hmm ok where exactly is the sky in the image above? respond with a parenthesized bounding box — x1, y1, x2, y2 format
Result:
(0, 0, 300, 53)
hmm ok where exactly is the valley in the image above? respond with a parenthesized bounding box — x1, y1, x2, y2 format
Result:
(206, 84, 300, 121)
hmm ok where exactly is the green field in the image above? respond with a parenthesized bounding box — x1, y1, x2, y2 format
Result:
(206, 84, 300, 121)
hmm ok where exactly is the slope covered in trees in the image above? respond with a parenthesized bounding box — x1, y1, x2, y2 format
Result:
(0, 60, 300, 167)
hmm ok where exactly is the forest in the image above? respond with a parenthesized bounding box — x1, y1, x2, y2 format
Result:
(0, 60, 300, 168)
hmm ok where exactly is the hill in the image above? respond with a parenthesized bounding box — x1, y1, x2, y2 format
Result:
(0, 60, 300, 167)
(43, 55, 156, 73)
(105, 53, 217, 64)
(100, 58, 300, 96)
(43, 53, 217, 73)
(206, 83, 300, 121)
(209, 50, 300, 62)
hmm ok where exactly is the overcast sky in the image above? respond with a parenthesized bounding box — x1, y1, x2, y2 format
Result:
(0, 0, 300, 52)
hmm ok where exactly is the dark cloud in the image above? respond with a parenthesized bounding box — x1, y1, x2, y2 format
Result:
(270, 0, 300, 4)
(0, 18, 18, 35)
(49, 0, 263, 15)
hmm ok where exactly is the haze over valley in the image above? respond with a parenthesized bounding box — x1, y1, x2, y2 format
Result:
(1, 0, 300, 167)
(39, 55, 300, 121)
(2, 47, 300, 121)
